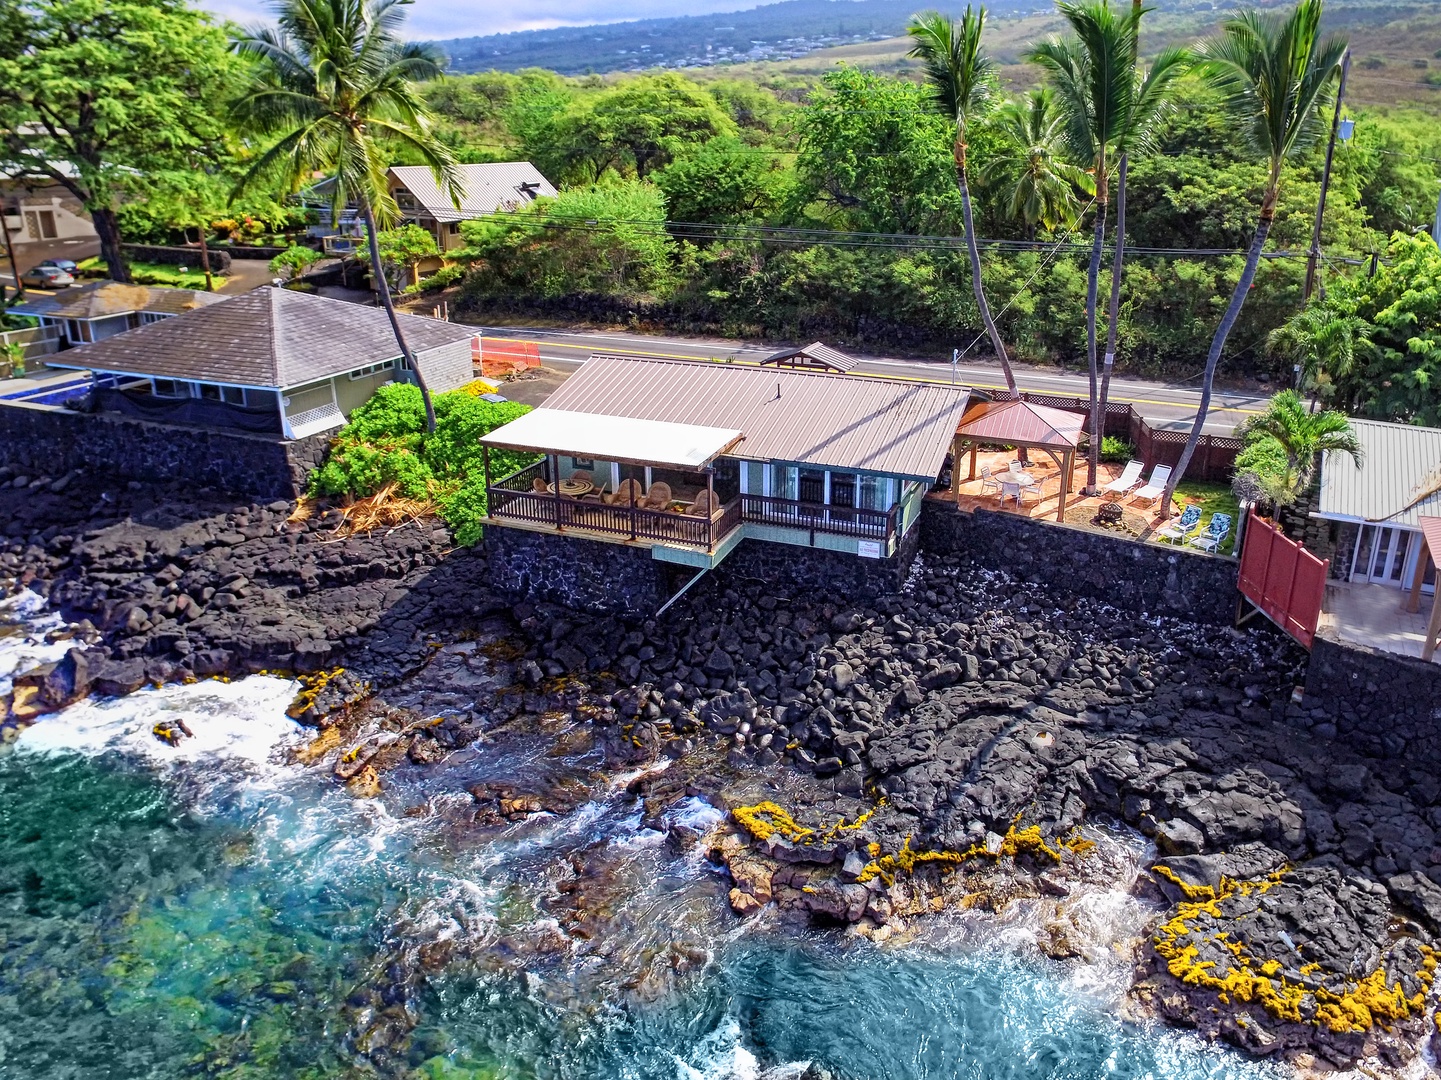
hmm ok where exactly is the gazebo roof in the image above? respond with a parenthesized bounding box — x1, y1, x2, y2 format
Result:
(956, 398, 1086, 448)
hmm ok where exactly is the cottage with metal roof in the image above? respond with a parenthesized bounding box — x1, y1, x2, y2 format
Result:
(1313, 417, 1441, 598)
(47, 286, 476, 439)
(10, 281, 228, 349)
(478, 356, 970, 607)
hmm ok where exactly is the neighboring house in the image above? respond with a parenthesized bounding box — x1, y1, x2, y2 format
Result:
(1313, 417, 1441, 598)
(1, 173, 97, 251)
(304, 162, 557, 282)
(46, 286, 476, 439)
(10, 281, 226, 348)
(479, 354, 970, 583)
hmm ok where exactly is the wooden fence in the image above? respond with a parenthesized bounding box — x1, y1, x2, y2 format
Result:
(1018, 391, 1242, 484)
(1238, 510, 1329, 647)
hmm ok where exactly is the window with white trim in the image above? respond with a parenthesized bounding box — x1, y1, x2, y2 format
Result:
(348, 361, 393, 380)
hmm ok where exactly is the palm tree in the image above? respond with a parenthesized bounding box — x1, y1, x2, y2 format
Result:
(1266, 302, 1372, 409)
(1028, 0, 1187, 493)
(1235, 389, 1360, 501)
(230, 0, 462, 433)
(1160, 0, 1346, 513)
(979, 88, 1096, 236)
(909, 8, 1022, 400)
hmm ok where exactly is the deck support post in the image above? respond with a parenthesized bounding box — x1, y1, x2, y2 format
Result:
(706, 467, 716, 552)
(1424, 587, 1441, 662)
(550, 454, 562, 531)
(1406, 539, 1430, 614)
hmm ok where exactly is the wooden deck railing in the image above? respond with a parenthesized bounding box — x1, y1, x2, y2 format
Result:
(488, 462, 901, 553)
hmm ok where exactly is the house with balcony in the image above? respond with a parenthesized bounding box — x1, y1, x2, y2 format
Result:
(45, 286, 475, 439)
(478, 355, 971, 613)
(305, 162, 556, 277)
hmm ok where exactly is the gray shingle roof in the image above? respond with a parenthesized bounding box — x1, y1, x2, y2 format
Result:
(390, 162, 556, 223)
(1317, 418, 1441, 529)
(11, 281, 227, 320)
(47, 287, 475, 389)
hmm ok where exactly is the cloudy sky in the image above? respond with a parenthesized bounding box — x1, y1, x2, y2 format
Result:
(202, 0, 766, 39)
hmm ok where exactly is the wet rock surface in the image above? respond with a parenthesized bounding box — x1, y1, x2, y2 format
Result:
(6, 473, 1441, 1071)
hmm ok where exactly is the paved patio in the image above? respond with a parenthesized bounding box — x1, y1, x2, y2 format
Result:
(1320, 581, 1441, 663)
(942, 449, 1188, 539)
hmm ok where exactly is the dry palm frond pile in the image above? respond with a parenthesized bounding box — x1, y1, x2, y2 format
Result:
(296, 483, 439, 538)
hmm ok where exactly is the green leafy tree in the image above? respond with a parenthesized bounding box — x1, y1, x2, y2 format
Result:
(1233, 388, 1360, 506)
(1266, 301, 1371, 406)
(230, 0, 462, 434)
(653, 136, 786, 226)
(0, 0, 234, 283)
(791, 66, 960, 235)
(1162, 0, 1346, 513)
(979, 87, 1096, 235)
(1029, 0, 1188, 490)
(375, 223, 440, 289)
(908, 7, 1022, 400)
(460, 180, 674, 297)
(1323, 231, 1441, 425)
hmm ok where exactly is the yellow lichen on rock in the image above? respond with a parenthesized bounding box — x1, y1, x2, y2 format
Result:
(856, 820, 1062, 887)
(731, 801, 815, 843)
(1151, 869, 1436, 1035)
(287, 667, 346, 719)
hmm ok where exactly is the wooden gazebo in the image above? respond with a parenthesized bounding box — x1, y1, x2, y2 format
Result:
(951, 399, 1086, 521)
(1405, 515, 1441, 661)
(758, 341, 859, 373)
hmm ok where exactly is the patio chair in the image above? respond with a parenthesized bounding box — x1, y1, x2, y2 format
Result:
(1020, 477, 1043, 504)
(978, 465, 1001, 496)
(606, 478, 644, 506)
(1189, 512, 1232, 553)
(1000, 480, 1022, 508)
(1156, 503, 1202, 545)
(1101, 460, 1144, 500)
(569, 469, 592, 487)
(1130, 464, 1172, 506)
(687, 489, 714, 517)
(642, 481, 673, 510)
(531, 476, 549, 494)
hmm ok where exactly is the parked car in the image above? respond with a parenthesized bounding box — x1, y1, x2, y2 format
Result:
(36, 258, 79, 274)
(18, 264, 74, 289)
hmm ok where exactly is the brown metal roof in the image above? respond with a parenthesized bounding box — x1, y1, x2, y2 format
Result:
(11, 281, 228, 321)
(537, 355, 971, 479)
(759, 341, 860, 373)
(1420, 517, 1441, 558)
(47, 287, 474, 389)
(956, 398, 1085, 448)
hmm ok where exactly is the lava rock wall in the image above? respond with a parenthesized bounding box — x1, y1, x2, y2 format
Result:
(919, 501, 1240, 624)
(0, 401, 329, 500)
(483, 526, 668, 618)
(1303, 634, 1441, 765)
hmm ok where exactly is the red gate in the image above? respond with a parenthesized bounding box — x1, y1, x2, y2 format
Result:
(1237, 510, 1329, 647)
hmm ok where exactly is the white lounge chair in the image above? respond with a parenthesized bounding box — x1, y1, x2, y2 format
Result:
(1101, 460, 1144, 500)
(1131, 465, 1172, 506)
(1189, 512, 1232, 553)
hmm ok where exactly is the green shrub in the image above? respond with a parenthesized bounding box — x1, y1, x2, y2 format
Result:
(1099, 436, 1136, 463)
(403, 264, 464, 295)
(308, 383, 537, 544)
(269, 243, 321, 279)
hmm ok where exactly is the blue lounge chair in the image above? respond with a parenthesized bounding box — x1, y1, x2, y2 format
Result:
(1156, 503, 1202, 544)
(1189, 512, 1232, 553)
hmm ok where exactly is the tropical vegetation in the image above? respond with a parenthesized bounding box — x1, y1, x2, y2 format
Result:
(1232, 389, 1362, 507)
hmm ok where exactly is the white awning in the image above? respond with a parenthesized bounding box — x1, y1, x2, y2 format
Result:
(480, 408, 743, 469)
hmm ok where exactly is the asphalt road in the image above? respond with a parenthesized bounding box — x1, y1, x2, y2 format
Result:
(470, 324, 1270, 435)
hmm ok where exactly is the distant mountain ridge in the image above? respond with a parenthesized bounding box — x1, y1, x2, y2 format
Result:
(433, 0, 1049, 76)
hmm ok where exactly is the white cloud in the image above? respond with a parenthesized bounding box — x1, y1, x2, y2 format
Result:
(201, 0, 767, 40)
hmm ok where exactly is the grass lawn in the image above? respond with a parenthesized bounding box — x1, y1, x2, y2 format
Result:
(1171, 480, 1241, 555)
(78, 257, 218, 291)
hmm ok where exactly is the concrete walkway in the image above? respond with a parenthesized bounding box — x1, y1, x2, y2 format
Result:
(1321, 582, 1441, 663)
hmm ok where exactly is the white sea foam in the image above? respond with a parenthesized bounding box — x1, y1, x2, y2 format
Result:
(0, 588, 70, 693)
(16, 675, 305, 765)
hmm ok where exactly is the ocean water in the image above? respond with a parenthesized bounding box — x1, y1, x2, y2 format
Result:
(0, 593, 1287, 1080)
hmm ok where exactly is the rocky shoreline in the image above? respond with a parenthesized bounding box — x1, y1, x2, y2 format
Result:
(4, 468, 1441, 1075)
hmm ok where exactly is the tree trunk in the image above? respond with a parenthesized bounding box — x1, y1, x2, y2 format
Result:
(363, 201, 436, 433)
(1082, 197, 1109, 494)
(1094, 153, 1129, 487)
(197, 227, 213, 293)
(91, 206, 130, 283)
(1159, 208, 1276, 516)
(956, 150, 1020, 400)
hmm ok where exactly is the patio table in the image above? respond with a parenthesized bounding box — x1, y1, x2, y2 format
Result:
(551, 479, 594, 496)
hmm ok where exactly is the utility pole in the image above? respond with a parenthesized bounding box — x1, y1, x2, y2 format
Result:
(1304, 49, 1350, 303)
(1432, 180, 1441, 248)
(0, 204, 22, 302)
